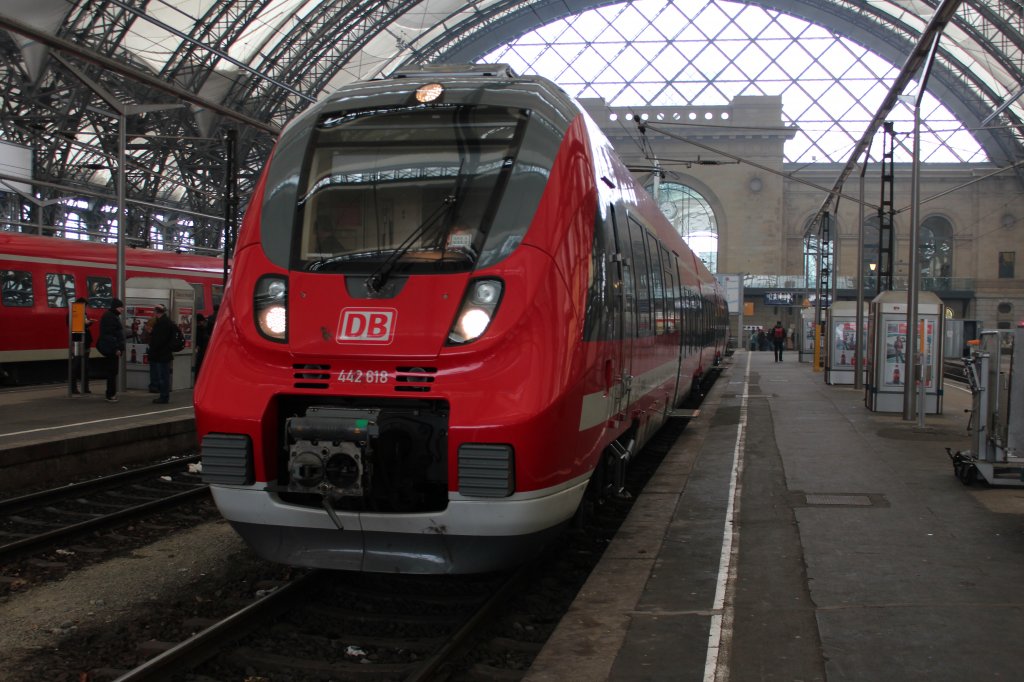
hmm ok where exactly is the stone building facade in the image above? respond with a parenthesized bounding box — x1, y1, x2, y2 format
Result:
(582, 96, 1024, 336)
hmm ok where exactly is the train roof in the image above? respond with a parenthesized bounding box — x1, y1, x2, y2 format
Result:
(0, 232, 224, 276)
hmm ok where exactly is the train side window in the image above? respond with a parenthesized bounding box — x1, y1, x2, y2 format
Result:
(663, 251, 679, 334)
(191, 283, 206, 312)
(212, 284, 224, 308)
(684, 286, 699, 349)
(628, 218, 652, 337)
(1, 270, 33, 307)
(583, 209, 614, 342)
(87, 276, 113, 309)
(646, 233, 666, 335)
(46, 273, 75, 308)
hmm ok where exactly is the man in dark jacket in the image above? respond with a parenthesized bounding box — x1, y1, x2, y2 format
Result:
(147, 304, 176, 404)
(98, 298, 126, 402)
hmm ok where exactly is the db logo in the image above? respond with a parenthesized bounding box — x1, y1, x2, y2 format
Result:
(337, 308, 396, 344)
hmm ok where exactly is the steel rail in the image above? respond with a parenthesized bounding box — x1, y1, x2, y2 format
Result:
(0, 486, 209, 558)
(111, 571, 322, 682)
(0, 455, 201, 514)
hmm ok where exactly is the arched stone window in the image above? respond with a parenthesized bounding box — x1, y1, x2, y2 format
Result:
(862, 214, 882, 284)
(920, 215, 953, 280)
(651, 181, 719, 273)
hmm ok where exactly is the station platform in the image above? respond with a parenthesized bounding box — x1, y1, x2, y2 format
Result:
(526, 349, 1024, 681)
(0, 384, 196, 494)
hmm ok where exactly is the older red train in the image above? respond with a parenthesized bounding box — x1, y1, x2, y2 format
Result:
(195, 65, 728, 574)
(0, 232, 224, 384)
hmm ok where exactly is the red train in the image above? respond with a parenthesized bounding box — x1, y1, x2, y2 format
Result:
(195, 65, 728, 574)
(0, 232, 224, 384)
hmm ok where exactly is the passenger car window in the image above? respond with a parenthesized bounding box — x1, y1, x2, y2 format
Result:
(87, 277, 113, 309)
(1, 270, 33, 307)
(47, 273, 75, 308)
(191, 283, 205, 311)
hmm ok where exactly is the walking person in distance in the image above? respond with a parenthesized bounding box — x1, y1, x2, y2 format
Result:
(771, 320, 787, 362)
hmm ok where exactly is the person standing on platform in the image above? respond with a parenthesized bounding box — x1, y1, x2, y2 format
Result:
(193, 313, 209, 377)
(771, 320, 787, 362)
(141, 311, 158, 392)
(98, 298, 126, 402)
(206, 303, 219, 340)
(147, 304, 175, 404)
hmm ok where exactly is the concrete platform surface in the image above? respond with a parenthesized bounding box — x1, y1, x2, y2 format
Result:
(526, 349, 1024, 682)
(0, 385, 196, 493)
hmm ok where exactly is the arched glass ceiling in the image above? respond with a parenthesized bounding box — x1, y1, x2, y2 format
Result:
(4, 0, 1024, 251)
(481, 0, 987, 163)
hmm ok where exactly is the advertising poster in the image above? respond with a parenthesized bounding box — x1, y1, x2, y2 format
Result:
(176, 306, 194, 349)
(125, 304, 156, 368)
(832, 320, 866, 368)
(884, 318, 935, 388)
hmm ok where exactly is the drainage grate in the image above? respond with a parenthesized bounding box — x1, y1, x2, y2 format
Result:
(805, 494, 873, 506)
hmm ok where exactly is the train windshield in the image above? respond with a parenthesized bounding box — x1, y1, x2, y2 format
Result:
(296, 105, 537, 274)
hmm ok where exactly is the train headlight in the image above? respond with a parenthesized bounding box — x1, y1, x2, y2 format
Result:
(254, 274, 288, 342)
(448, 278, 503, 345)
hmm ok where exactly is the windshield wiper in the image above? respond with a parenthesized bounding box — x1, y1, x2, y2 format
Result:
(365, 194, 456, 293)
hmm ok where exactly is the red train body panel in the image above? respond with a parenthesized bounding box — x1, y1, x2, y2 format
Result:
(195, 66, 728, 573)
(0, 232, 225, 382)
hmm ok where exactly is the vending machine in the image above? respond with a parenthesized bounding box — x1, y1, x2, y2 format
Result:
(865, 290, 944, 413)
(825, 301, 868, 385)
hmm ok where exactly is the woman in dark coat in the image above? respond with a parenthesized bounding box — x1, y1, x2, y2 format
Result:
(98, 298, 126, 402)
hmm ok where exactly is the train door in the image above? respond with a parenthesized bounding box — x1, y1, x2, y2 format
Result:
(610, 206, 633, 414)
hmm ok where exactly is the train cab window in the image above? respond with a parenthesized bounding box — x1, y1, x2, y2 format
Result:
(1, 270, 33, 307)
(46, 273, 75, 308)
(191, 283, 206, 312)
(86, 276, 113, 309)
(295, 105, 536, 275)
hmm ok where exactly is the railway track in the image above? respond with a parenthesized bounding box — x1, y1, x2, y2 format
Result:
(15, 375, 716, 681)
(98, 414, 698, 682)
(107, 565, 528, 681)
(0, 454, 209, 562)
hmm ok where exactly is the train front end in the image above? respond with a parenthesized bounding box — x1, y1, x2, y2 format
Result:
(196, 69, 602, 573)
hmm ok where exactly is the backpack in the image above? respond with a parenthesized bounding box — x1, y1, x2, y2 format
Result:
(773, 326, 785, 340)
(172, 327, 186, 352)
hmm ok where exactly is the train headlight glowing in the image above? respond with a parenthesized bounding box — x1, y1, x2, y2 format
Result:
(254, 274, 288, 342)
(458, 309, 491, 340)
(448, 278, 503, 345)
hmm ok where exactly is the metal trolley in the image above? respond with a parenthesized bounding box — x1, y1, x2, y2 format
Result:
(948, 325, 1024, 486)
